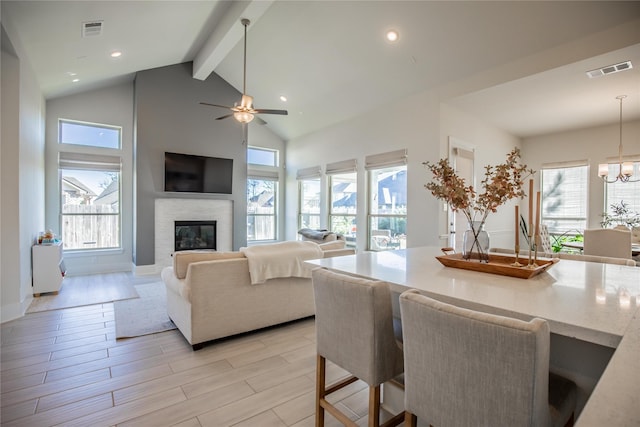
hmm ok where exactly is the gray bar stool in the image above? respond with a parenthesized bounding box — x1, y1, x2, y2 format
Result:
(312, 268, 404, 427)
(400, 289, 576, 427)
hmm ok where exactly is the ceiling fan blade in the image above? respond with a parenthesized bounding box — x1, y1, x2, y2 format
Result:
(200, 102, 232, 109)
(254, 109, 288, 115)
(215, 113, 234, 120)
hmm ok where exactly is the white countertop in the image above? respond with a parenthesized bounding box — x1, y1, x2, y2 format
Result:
(306, 246, 640, 425)
(308, 246, 639, 348)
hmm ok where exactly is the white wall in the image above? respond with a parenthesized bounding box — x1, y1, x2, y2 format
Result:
(440, 103, 523, 250)
(45, 83, 135, 275)
(1, 23, 46, 322)
(286, 91, 441, 251)
(286, 90, 522, 252)
(521, 119, 640, 230)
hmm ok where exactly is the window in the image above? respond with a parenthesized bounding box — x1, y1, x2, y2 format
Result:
(247, 147, 280, 242)
(297, 166, 322, 231)
(59, 119, 121, 149)
(604, 162, 640, 218)
(248, 146, 278, 167)
(366, 150, 407, 251)
(59, 152, 122, 250)
(299, 179, 321, 230)
(329, 172, 357, 244)
(247, 178, 277, 241)
(541, 162, 588, 235)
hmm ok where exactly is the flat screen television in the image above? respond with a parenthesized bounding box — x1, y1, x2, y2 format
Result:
(164, 152, 233, 194)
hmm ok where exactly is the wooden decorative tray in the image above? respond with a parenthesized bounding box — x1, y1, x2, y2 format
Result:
(435, 253, 559, 279)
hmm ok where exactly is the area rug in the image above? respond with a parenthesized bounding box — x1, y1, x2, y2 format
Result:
(114, 281, 176, 339)
(27, 279, 139, 313)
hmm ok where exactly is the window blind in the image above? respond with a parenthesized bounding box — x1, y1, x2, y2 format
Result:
(296, 166, 322, 180)
(453, 147, 474, 160)
(248, 167, 279, 181)
(541, 163, 588, 233)
(58, 152, 121, 171)
(326, 159, 357, 175)
(365, 149, 407, 170)
(605, 162, 640, 214)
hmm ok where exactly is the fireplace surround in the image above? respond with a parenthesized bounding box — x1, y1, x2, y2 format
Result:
(155, 198, 233, 270)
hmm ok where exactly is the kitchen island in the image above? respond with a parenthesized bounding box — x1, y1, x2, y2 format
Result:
(307, 246, 640, 425)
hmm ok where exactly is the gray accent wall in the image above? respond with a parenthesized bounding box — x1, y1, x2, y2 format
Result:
(134, 62, 249, 267)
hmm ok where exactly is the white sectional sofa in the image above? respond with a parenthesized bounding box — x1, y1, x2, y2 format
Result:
(161, 240, 354, 349)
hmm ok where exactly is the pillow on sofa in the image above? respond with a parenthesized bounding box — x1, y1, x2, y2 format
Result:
(318, 240, 347, 251)
(173, 250, 245, 279)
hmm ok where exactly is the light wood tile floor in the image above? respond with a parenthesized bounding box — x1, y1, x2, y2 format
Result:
(1, 275, 399, 426)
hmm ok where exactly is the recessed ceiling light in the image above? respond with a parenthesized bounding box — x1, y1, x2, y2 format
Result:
(66, 72, 77, 77)
(280, 95, 287, 102)
(110, 51, 122, 58)
(386, 30, 399, 42)
(72, 78, 80, 83)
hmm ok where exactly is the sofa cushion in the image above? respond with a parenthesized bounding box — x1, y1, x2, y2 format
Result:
(173, 250, 245, 279)
(318, 240, 347, 251)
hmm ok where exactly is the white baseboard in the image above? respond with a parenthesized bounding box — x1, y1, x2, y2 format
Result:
(133, 263, 162, 276)
(1, 297, 32, 323)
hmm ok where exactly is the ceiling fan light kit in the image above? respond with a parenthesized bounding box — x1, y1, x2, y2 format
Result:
(200, 18, 287, 124)
(598, 95, 639, 183)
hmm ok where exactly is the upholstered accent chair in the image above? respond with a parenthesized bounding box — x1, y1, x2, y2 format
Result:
(583, 228, 632, 259)
(312, 268, 404, 427)
(399, 290, 576, 427)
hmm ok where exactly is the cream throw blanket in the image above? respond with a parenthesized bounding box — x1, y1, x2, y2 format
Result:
(240, 241, 324, 284)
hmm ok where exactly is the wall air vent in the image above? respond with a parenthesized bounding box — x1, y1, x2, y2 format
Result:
(586, 60, 633, 78)
(82, 21, 103, 38)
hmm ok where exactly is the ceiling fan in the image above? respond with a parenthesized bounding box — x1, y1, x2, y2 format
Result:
(200, 18, 288, 124)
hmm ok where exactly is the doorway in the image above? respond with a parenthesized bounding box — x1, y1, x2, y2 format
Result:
(448, 138, 475, 253)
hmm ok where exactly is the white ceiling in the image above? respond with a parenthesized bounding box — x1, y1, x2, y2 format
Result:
(3, 0, 640, 141)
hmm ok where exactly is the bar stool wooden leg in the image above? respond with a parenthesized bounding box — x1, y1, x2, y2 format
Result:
(405, 412, 417, 427)
(368, 385, 381, 427)
(316, 355, 326, 427)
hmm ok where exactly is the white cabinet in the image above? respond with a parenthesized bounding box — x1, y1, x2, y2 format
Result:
(32, 242, 66, 296)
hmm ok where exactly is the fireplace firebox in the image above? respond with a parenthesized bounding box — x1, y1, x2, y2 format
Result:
(175, 220, 216, 252)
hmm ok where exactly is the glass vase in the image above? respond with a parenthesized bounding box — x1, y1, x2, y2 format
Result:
(462, 221, 490, 262)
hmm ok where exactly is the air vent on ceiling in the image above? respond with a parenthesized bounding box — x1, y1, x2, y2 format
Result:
(586, 60, 633, 78)
(82, 21, 103, 38)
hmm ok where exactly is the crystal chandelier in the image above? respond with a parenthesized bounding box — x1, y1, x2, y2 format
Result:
(598, 95, 639, 183)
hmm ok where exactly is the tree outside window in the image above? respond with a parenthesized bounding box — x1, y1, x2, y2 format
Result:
(247, 178, 277, 241)
(540, 164, 588, 249)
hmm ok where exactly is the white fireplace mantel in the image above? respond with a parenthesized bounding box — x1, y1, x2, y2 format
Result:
(154, 198, 233, 271)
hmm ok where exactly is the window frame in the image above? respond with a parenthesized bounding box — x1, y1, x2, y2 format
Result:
(58, 119, 123, 252)
(59, 118, 122, 149)
(247, 147, 281, 242)
(298, 178, 322, 232)
(247, 146, 279, 167)
(365, 149, 409, 251)
(328, 171, 357, 247)
(603, 161, 640, 221)
(246, 177, 278, 242)
(540, 160, 589, 237)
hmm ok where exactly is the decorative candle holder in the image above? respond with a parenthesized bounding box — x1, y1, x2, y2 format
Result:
(526, 230, 535, 269)
(511, 244, 523, 267)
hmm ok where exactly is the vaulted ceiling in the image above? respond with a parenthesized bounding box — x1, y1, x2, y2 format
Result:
(3, 0, 640, 141)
